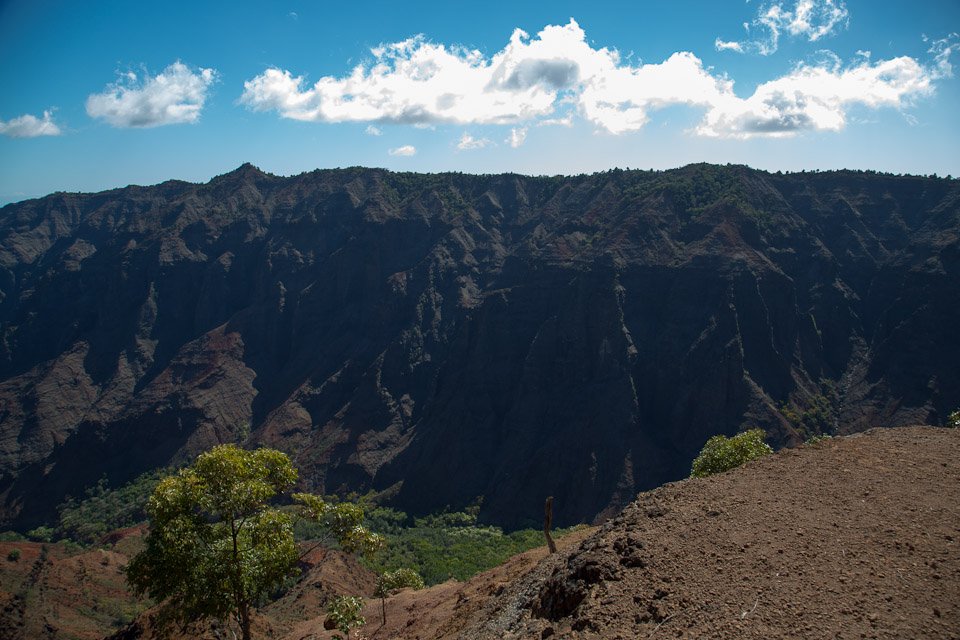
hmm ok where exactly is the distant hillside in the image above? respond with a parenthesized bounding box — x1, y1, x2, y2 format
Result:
(0, 163, 958, 531)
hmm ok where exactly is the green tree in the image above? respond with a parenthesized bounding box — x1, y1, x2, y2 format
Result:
(373, 567, 425, 626)
(374, 567, 426, 596)
(690, 429, 773, 478)
(947, 409, 960, 429)
(326, 595, 366, 640)
(124, 444, 382, 640)
(25, 526, 54, 543)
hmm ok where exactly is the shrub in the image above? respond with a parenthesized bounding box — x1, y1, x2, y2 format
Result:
(26, 526, 54, 543)
(325, 595, 365, 640)
(375, 568, 425, 597)
(7, 548, 21, 562)
(0, 532, 26, 543)
(690, 429, 772, 478)
(948, 409, 960, 429)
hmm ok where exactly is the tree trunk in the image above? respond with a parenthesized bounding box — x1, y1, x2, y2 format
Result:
(240, 602, 252, 640)
(544, 496, 557, 554)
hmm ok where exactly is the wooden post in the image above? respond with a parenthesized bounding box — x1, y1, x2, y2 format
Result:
(544, 496, 558, 554)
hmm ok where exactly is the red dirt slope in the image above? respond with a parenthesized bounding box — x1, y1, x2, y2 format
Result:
(0, 528, 145, 639)
(458, 426, 960, 639)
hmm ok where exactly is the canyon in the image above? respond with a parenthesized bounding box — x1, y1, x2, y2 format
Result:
(0, 163, 957, 531)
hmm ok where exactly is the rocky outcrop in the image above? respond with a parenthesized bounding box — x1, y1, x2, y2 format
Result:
(0, 164, 957, 530)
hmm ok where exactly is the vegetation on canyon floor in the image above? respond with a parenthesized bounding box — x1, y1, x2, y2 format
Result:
(0, 441, 587, 638)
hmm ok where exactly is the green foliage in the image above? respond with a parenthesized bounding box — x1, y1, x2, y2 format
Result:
(235, 421, 251, 443)
(57, 468, 170, 545)
(622, 164, 764, 224)
(779, 381, 839, 441)
(690, 429, 773, 478)
(0, 531, 26, 543)
(124, 444, 381, 640)
(124, 446, 298, 635)
(326, 595, 366, 640)
(947, 409, 960, 429)
(7, 548, 21, 561)
(361, 506, 582, 586)
(803, 433, 832, 445)
(292, 493, 384, 557)
(26, 526, 54, 543)
(375, 567, 425, 597)
(382, 172, 475, 214)
(361, 506, 409, 537)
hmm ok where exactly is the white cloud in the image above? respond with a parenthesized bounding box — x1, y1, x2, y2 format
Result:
(388, 145, 416, 156)
(785, 0, 849, 40)
(715, 39, 744, 53)
(365, 124, 383, 135)
(696, 55, 935, 138)
(240, 20, 607, 126)
(719, 0, 849, 55)
(539, 114, 574, 127)
(0, 109, 61, 138)
(506, 127, 527, 147)
(240, 19, 947, 140)
(569, 51, 737, 135)
(456, 132, 494, 149)
(86, 62, 218, 128)
(929, 33, 959, 78)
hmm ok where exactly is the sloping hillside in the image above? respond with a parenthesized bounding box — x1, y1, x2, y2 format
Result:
(1, 165, 958, 530)
(2, 426, 956, 639)
(0, 531, 374, 640)
(317, 426, 958, 640)
(453, 426, 960, 639)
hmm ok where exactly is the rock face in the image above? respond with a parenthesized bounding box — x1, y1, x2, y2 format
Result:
(0, 163, 957, 530)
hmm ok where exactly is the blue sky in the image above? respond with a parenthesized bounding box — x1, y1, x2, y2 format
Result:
(0, 0, 957, 205)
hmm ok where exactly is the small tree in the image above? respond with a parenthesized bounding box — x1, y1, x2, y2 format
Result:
(375, 567, 425, 596)
(690, 429, 772, 478)
(373, 567, 426, 626)
(947, 409, 960, 429)
(326, 595, 366, 640)
(125, 444, 382, 640)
